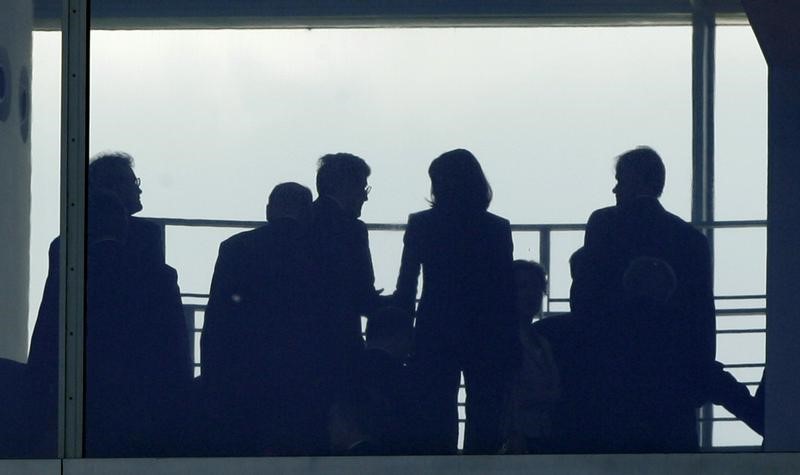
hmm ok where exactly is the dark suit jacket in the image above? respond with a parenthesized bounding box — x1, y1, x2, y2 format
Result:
(83, 240, 192, 456)
(201, 218, 325, 455)
(201, 219, 317, 390)
(582, 198, 716, 376)
(26, 216, 172, 456)
(29, 217, 166, 375)
(394, 208, 514, 355)
(308, 196, 379, 372)
(580, 197, 716, 450)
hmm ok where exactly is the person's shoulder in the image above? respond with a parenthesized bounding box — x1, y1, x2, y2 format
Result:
(588, 205, 616, 223)
(312, 196, 340, 218)
(408, 208, 433, 223)
(584, 206, 617, 239)
(662, 209, 707, 245)
(48, 237, 60, 256)
(404, 209, 439, 234)
(484, 211, 510, 227)
(220, 224, 270, 252)
(129, 216, 161, 235)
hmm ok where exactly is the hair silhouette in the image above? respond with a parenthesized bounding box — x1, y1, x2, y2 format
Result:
(316, 153, 371, 196)
(614, 146, 666, 198)
(428, 149, 492, 213)
(266, 182, 312, 223)
(89, 151, 135, 190)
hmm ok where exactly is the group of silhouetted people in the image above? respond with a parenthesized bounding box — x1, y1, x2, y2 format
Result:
(5, 146, 764, 457)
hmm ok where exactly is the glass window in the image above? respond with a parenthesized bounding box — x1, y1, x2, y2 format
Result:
(85, 20, 698, 457)
(710, 24, 768, 448)
(714, 25, 767, 221)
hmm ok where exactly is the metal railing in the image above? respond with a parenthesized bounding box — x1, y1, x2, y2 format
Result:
(147, 216, 767, 451)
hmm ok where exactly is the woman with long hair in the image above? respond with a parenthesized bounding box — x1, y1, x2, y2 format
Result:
(394, 149, 515, 454)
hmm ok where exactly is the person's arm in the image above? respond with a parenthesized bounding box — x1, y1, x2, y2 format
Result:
(690, 233, 717, 364)
(352, 220, 382, 315)
(199, 241, 239, 384)
(393, 215, 421, 314)
(154, 264, 193, 384)
(686, 232, 718, 405)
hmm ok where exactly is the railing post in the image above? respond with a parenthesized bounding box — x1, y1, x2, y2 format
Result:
(539, 228, 552, 313)
(692, 0, 716, 449)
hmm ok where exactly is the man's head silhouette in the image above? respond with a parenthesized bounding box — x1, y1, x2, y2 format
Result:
(316, 153, 371, 218)
(612, 146, 666, 207)
(89, 151, 143, 215)
(266, 182, 313, 225)
(512, 260, 547, 321)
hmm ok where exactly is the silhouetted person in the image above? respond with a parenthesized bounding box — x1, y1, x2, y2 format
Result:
(81, 191, 192, 457)
(308, 153, 382, 427)
(705, 361, 763, 436)
(201, 182, 322, 456)
(27, 151, 172, 456)
(502, 260, 561, 454)
(393, 149, 514, 454)
(328, 385, 386, 456)
(85, 151, 165, 267)
(531, 248, 604, 453)
(0, 356, 31, 457)
(597, 256, 694, 452)
(577, 147, 717, 451)
(360, 305, 418, 454)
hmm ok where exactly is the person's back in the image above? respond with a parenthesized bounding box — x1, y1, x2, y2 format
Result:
(393, 149, 514, 454)
(397, 207, 514, 348)
(578, 147, 716, 451)
(594, 257, 696, 452)
(201, 182, 319, 455)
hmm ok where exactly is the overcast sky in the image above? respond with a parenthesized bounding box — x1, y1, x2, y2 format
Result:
(29, 25, 766, 446)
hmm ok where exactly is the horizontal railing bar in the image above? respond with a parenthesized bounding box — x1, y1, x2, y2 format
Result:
(717, 328, 765, 335)
(148, 217, 265, 228)
(724, 363, 765, 369)
(145, 216, 767, 232)
(694, 220, 767, 229)
(715, 295, 766, 300)
(548, 296, 765, 303)
(183, 293, 211, 299)
(716, 308, 766, 316)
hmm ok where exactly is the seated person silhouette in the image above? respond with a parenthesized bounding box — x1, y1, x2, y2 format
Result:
(360, 305, 417, 454)
(577, 146, 716, 451)
(27, 151, 175, 457)
(597, 256, 693, 452)
(201, 182, 324, 456)
(522, 249, 605, 453)
(502, 260, 561, 454)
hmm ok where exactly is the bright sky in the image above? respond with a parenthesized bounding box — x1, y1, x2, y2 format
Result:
(29, 25, 766, 447)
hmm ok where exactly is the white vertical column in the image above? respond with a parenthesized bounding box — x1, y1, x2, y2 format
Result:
(0, 0, 33, 363)
(691, 2, 715, 448)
